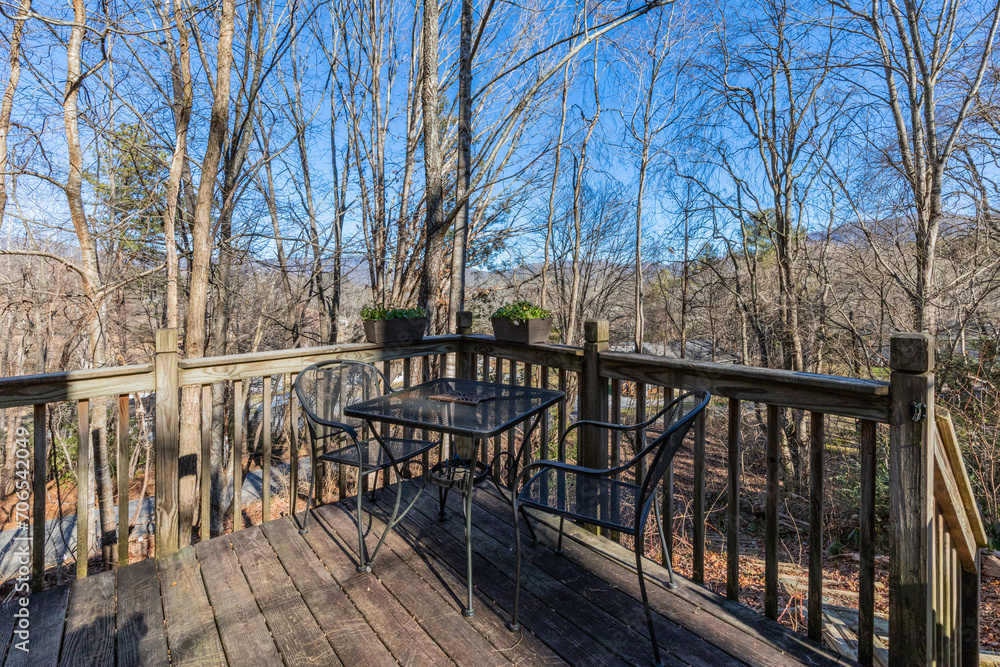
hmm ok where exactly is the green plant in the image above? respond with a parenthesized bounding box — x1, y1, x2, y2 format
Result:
(490, 300, 550, 323)
(360, 305, 427, 321)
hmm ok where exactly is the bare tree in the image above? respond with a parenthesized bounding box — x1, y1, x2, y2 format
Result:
(834, 0, 1000, 331)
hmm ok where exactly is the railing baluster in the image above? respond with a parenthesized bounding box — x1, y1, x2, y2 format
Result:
(933, 508, 941, 665)
(727, 398, 741, 602)
(541, 366, 551, 459)
(765, 403, 779, 620)
(859, 419, 877, 667)
(610, 379, 621, 474)
(663, 386, 674, 567)
(693, 406, 706, 584)
(523, 363, 533, 466)
(557, 369, 567, 462)
(492, 357, 502, 461)
(952, 543, 960, 666)
(32, 403, 46, 590)
(421, 356, 432, 464)
(76, 400, 90, 579)
(289, 374, 300, 516)
(962, 550, 980, 667)
(262, 375, 272, 521)
(609, 379, 622, 544)
(808, 411, 824, 641)
(201, 384, 212, 541)
(117, 394, 130, 566)
(381, 361, 392, 487)
(234, 379, 244, 531)
(635, 383, 646, 482)
(508, 359, 518, 458)
(942, 521, 951, 666)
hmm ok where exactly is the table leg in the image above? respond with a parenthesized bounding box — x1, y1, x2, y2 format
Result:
(463, 437, 478, 617)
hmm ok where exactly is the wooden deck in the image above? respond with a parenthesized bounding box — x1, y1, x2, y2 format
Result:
(0, 485, 852, 666)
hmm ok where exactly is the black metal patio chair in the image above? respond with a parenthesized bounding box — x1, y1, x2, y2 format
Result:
(506, 389, 711, 667)
(294, 360, 438, 572)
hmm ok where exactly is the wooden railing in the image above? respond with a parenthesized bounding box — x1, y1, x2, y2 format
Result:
(0, 316, 987, 665)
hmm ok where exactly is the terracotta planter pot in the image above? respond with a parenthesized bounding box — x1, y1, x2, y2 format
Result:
(490, 317, 552, 345)
(363, 318, 427, 344)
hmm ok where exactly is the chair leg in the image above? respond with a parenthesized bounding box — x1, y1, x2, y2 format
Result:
(356, 471, 371, 573)
(653, 492, 677, 590)
(636, 533, 665, 667)
(299, 461, 316, 535)
(438, 485, 449, 522)
(507, 495, 523, 632)
(519, 506, 538, 546)
(555, 516, 565, 555)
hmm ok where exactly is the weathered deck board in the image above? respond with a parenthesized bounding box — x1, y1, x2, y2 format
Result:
(313, 502, 509, 666)
(193, 536, 281, 666)
(157, 545, 226, 667)
(0, 599, 17, 664)
(295, 509, 454, 666)
(59, 570, 116, 667)
(460, 489, 744, 667)
(380, 491, 632, 667)
(228, 526, 342, 667)
(403, 488, 674, 666)
(324, 498, 564, 666)
(116, 558, 169, 667)
(4, 584, 69, 667)
(20, 491, 855, 667)
(476, 487, 845, 667)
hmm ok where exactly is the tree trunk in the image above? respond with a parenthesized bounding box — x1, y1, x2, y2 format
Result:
(180, 0, 235, 546)
(448, 0, 473, 332)
(540, 65, 570, 312)
(159, 0, 192, 330)
(0, 0, 29, 236)
(419, 0, 445, 332)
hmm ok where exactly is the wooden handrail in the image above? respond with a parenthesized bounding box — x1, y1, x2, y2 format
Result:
(0, 337, 464, 410)
(599, 350, 890, 422)
(933, 409, 989, 569)
(0, 363, 154, 409)
(462, 335, 584, 372)
(177, 335, 462, 384)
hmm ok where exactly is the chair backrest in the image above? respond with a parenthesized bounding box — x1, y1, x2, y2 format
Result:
(632, 390, 711, 533)
(294, 360, 390, 440)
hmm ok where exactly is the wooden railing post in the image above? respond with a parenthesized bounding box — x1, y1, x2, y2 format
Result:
(455, 311, 474, 459)
(578, 320, 609, 534)
(155, 329, 180, 557)
(580, 320, 609, 471)
(889, 332, 935, 666)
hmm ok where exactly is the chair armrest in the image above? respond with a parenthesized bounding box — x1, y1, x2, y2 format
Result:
(304, 414, 359, 441)
(511, 458, 615, 499)
(558, 401, 678, 449)
(558, 419, 642, 451)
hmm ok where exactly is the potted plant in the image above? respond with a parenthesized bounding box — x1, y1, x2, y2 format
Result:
(490, 301, 552, 344)
(361, 305, 428, 344)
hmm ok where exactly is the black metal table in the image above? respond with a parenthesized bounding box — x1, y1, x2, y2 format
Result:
(345, 377, 564, 616)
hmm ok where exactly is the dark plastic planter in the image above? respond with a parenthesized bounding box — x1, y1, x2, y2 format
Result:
(363, 318, 427, 344)
(490, 317, 552, 345)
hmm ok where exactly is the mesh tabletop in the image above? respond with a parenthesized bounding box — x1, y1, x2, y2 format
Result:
(343, 378, 564, 439)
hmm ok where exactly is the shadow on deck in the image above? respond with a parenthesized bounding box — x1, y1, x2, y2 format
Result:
(0, 484, 852, 666)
